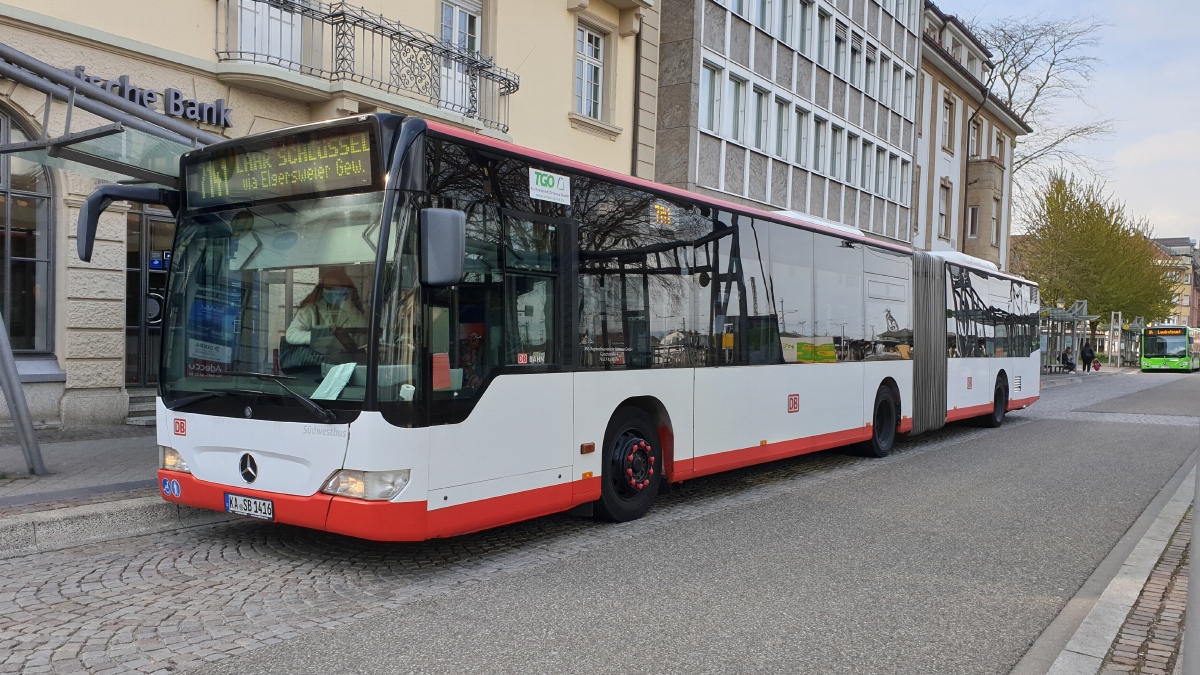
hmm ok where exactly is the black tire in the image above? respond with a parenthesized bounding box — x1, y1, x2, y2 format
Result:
(595, 407, 663, 522)
(862, 386, 898, 458)
(986, 377, 1008, 428)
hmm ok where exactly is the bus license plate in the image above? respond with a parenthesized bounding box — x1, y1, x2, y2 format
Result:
(225, 493, 274, 520)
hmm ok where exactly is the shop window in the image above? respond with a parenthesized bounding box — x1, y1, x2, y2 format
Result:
(0, 112, 52, 352)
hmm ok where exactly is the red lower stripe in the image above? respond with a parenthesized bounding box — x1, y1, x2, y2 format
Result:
(946, 403, 995, 423)
(1007, 395, 1039, 411)
(679, 426, 874, 480)
(898, 418, 914, 434)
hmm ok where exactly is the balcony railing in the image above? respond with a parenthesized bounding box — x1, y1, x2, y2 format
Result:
(216, 0, 519, 132)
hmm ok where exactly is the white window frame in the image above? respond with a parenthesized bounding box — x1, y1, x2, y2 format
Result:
(755, 0, 772, 30)
(817, 11, 831, 68)
(814, 118, 828, 174)
(700, 63, 723, 133)
(774, 98, 790, 158)
(904, 73, 915, 118)
(888, 154, 899, 200)
(992, 197, 1001, 245)
(967, 205, 979, 238)
(900, 160, 911, 206)
(938, 185, 950, 238)
(941, 98, 954, 150)
(834, 25, 847, 78)
(891, 64, 903, 113)
(865, 50, 876, 98)
(575, 26, 605, 120)
(849, 38, 862, 88)
(846, 134, 859, 186)
(798, 1, 813, 55)
(730, 0, 747, 16)
(860, 140, 873, 188)
(778, 0, 794, 44)
(875, 147, 887, 194)
(795, 108, 810, 168)
(727, 76, 748, 142)
(969, 121, 980, 158)
(879, 56, 891, 107)
(831, 126, 844, 179)
(752, 87, 769, 150)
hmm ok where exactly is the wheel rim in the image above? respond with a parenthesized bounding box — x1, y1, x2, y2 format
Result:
(874, 398, 896, 449)
(609, 429, 656, 501)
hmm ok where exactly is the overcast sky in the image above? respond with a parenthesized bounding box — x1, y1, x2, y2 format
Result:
(948, 0, 1199, 239)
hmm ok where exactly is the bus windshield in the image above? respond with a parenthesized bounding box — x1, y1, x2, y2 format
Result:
(1144, 335, 1188, 358)
(160, 191, 388, 410)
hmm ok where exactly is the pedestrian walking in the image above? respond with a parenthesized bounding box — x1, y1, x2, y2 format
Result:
(1081, 341, 1095, 374)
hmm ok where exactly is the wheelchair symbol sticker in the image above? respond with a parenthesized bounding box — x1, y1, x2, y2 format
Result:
(161, 478, 171, 496)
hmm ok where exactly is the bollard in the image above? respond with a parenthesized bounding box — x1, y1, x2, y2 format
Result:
(0, 313, 46, 475)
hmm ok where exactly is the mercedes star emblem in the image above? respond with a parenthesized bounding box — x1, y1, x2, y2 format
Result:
(244, 406, 253, 418)
(239, 453, 258, 483)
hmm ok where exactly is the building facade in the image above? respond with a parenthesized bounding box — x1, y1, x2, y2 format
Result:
(1153, 237, 1199, 327)
(912, 1, 1028, 270)
(0, 0, 659, 427)
(657, 0, 921, 243)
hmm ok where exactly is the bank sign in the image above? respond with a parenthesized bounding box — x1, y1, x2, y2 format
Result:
(73, 66, 234, 128)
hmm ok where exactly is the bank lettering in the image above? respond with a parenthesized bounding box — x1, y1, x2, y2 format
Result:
(74, 66, 234, 128)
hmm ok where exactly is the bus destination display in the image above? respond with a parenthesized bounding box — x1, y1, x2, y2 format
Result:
(1148, 328, 1185, 336)
(185, 124, 376, 209)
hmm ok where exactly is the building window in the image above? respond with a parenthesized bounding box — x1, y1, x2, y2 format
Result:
(795, 108, 810, 168)
(774, 98, 790, 158)
(798, 1, 813, 55)
(731, 0, 746, 16)
(0, 111, 52, 352)
(967, 54, 978, 77)
(831, 127, 843, 179)
(879, 56, 891, 107)
(834, 23, 847, 78)
(700, 63, 722, 132)
(846, 134, 859, 185)
(904, 73, 915, 118)
(778, 0, 794, 44)
(900, 160, 911, 206)
(888, 154, 899, 200)
(969, 121, 980, 157)
(849, 35, 862, 88)
(817, 11, 831, 68)
(891, 64, 903, 113)
(941, 98, 954, 150)
(727, 77, 747, 142)
(439, 1, 481, 110)
(875, 147, 886, 194)
(865, 46, 877, 98)
(752, 88, 769, 150)
(755, 0, 772, 30)
(967, 206, 979, 238)
(994, 132, 1005, 162)
(575, 27, 604, 119)
(992, 197, 1001, 246)
(938, 185, 950, 239)
(814, 118, 827, 173)
(860, 140, 873, 188)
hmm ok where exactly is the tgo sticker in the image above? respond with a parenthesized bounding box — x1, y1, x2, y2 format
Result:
(161, 478, 172, 496)
(170, 479, 181, 498)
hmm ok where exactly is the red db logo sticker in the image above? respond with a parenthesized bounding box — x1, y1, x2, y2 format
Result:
(967, 377, 973, 390)
(517, 353, 529, 364)
(173, 418, 187, 436)
(787, 394, 800, 414)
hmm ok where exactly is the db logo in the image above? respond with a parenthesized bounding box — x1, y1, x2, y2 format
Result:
(967, 377, 973, 390)
(517, 353, 529, 364)
(787, 394, 800, 414)
(173, 418, 187, 436)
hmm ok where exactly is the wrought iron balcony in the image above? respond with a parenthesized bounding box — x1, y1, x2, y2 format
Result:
(216, 0, 519, 132)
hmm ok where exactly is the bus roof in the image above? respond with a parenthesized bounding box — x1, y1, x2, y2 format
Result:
(423, 119, 1036, 286)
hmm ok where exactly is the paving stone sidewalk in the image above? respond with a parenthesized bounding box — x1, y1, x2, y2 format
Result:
(1099, 510, 1190, 675)
(0, 427, 156, 507)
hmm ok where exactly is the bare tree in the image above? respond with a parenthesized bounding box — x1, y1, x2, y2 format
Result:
(966, 15, 1114, 224)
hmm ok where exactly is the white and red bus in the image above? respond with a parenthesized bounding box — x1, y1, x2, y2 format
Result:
(78, 114, 1041, 540)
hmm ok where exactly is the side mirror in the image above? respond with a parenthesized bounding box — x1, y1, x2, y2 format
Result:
(78, 185, 180, 262)
(419, 208, 466, 286)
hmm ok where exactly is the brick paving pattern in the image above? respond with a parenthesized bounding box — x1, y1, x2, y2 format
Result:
(1099, 511, 1190, 675)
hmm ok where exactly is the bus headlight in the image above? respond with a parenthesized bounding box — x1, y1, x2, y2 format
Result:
(159, 446, 191, 474)
(321, 469, 411, 501)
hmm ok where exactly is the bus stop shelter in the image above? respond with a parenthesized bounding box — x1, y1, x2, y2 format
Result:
(1039, 300, 1100, 371)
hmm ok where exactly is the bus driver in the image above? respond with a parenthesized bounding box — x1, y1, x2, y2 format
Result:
(285, 267, 368, 360)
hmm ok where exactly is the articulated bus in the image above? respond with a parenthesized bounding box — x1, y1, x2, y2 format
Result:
(78, 114, 1042, 540)
(1141, 325, 1200, 371)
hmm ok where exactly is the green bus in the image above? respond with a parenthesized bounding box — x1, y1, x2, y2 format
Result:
(1141, 325, 1200, 371)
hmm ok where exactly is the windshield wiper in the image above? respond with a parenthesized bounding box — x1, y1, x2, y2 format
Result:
(224, 371, 336, 423)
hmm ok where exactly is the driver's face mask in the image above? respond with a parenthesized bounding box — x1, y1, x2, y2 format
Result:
(323, 287, 351, 305)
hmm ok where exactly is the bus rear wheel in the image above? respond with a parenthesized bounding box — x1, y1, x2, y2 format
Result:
(596, 407, 662, 522)
(862, 386, 898, 458)
(986, 377, 1009, 428)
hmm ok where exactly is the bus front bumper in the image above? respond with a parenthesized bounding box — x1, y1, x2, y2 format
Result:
(158, 470, 430, 541)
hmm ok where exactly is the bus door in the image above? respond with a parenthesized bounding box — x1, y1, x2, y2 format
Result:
(425, 208, 575, 496)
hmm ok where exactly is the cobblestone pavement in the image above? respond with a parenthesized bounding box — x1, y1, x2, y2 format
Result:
(1099, 511, 1190, 675)
(0, 371, 1192, 674)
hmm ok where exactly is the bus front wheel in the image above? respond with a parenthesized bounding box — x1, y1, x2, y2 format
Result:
(596, 407, 663, 522)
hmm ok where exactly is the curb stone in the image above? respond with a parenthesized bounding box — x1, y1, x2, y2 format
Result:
(0, 495, 235, 560)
